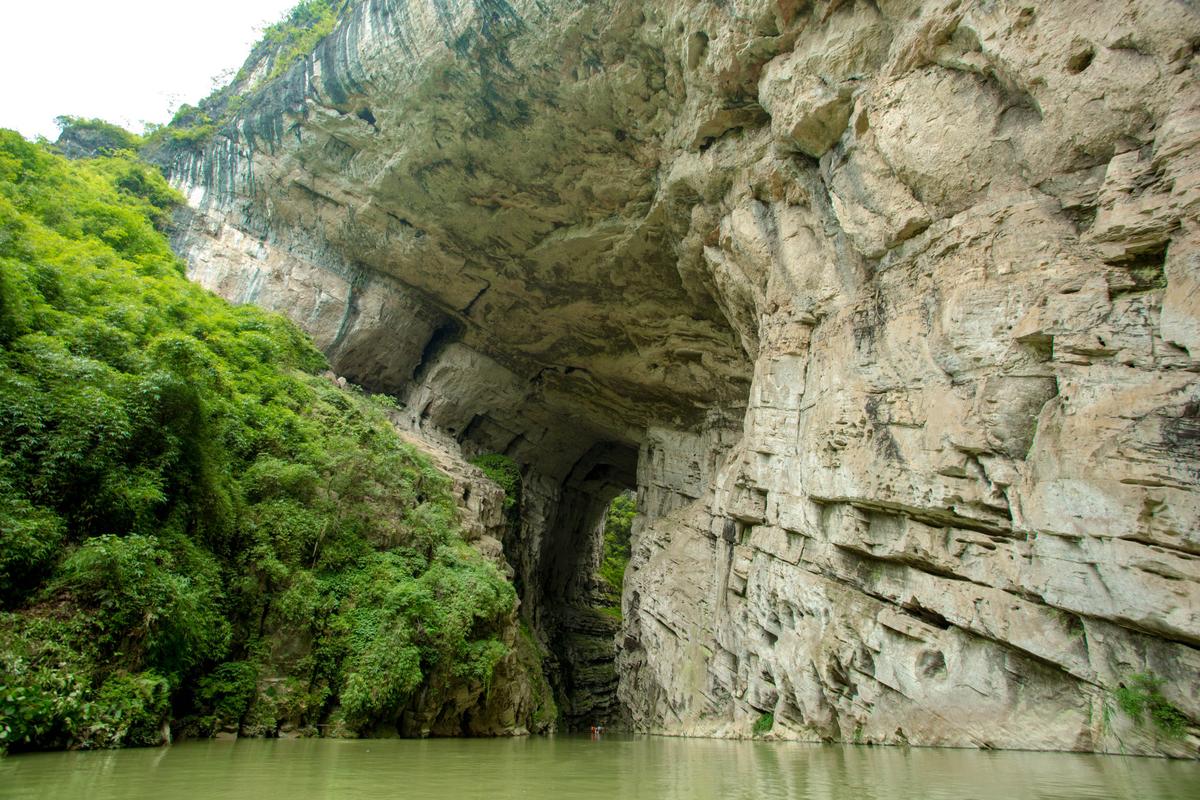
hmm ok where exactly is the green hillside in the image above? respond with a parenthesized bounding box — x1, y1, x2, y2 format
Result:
(0, 132, 516, 752)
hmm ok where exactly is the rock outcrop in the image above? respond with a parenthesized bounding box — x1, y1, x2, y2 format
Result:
(161, 0, 1200, 755)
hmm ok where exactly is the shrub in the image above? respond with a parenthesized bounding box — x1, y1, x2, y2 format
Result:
(55, 534, 230, 678)
(0, 467, 65, 602)
(0, 607, 173, 752)
(86, 671, 171, 747)
(1114, 673, 1188, 739)
(0, 660, 90, 753)
(193, 661, 259, 733)
(753, 711, 775, 736)
(53, 117, 142, 158)
(471, 454, 521, 512)
(260, 1, 345, 83)
(336, 547, 515, 727)
(142, 107, 217, 153)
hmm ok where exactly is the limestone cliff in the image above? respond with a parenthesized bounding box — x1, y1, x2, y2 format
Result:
(159, 0, 1200, 756)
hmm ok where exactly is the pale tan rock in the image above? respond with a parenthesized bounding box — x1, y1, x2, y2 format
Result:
(164, 0, 1200, 755)
(758, 68, 853, 157)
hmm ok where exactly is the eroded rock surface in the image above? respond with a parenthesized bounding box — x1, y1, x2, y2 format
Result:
(162, 0, 1200, 755)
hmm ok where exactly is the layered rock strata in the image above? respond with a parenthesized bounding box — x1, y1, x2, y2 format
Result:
(163, 0, 1200, 755)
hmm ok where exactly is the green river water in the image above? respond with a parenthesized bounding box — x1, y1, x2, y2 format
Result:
(1, 736, 1197, 800)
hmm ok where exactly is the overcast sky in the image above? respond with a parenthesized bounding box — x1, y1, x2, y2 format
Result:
(2, 1, 301, 140)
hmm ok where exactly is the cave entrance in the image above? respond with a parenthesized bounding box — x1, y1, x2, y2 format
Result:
(538, 441, 638, 731)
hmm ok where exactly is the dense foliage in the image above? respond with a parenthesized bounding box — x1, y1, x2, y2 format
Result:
(470, 454, 521, 514)
(51, 117, 142, 158)
(258, 0, 346, 83)
(142, 106, 217, 154)
(0, 132, 516, 752)
(599, 493, 635, 604)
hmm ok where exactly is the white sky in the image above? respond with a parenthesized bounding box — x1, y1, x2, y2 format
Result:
(1, 1, 302, 141)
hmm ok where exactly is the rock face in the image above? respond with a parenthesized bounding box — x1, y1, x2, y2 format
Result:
(162, 0, 1200, 755)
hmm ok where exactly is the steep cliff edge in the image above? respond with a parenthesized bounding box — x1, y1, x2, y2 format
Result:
(160, 0, 1200, 755)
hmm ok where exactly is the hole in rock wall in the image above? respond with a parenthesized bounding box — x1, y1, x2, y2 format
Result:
(686, 31, 709, 70)
(1066, 45, 1096, 74)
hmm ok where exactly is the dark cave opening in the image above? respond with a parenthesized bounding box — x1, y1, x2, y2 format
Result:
(536, 441, 638, 730)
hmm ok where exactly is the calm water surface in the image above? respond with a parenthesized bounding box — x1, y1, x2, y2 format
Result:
(1, 735, 1197, 800)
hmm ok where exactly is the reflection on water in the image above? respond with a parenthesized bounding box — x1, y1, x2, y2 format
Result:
(1, 735, 1196, 800)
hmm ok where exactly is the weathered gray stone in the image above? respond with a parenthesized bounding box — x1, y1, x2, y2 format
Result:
(164, 0, 1200, 756)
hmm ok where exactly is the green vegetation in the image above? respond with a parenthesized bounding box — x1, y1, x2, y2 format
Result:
(1113, 673, 1188, 739)
(118, 2, 350, 158)
(52, 117, 142, 156)
(516, 622, 558, 732)
(752, 711, 775, 736)
(0, 131, 517, 752)
(142, 106, 216, 153)
(258, 0, 345, 84)
(55, 112, 214, 163)
(470, 454, 521, 514)
(598, 493, 635, 614)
